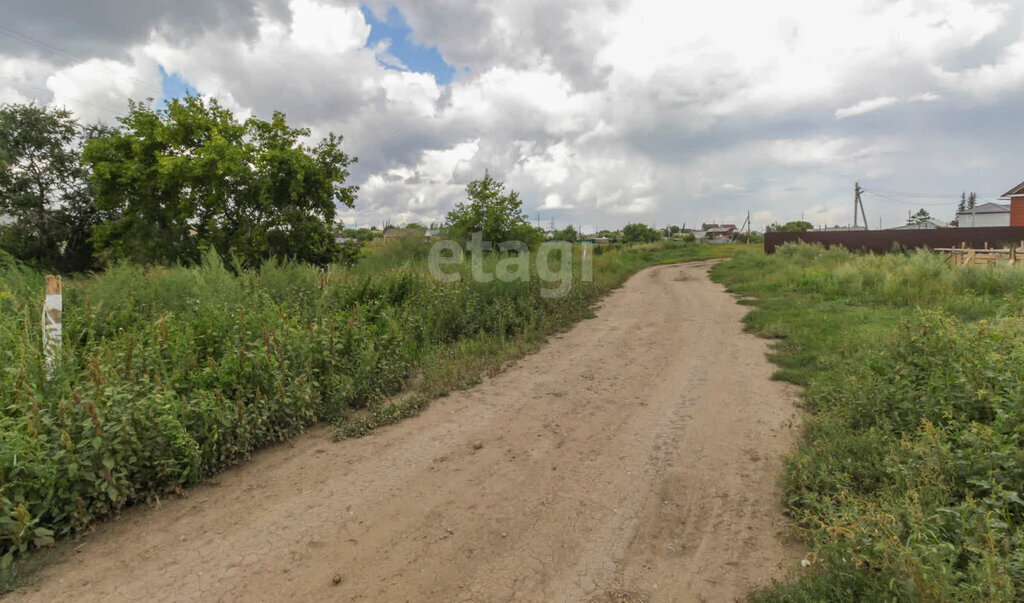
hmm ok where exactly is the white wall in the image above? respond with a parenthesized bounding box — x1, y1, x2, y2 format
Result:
(957, 212, 1009, 227)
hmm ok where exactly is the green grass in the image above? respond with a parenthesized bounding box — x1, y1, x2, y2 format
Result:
(0, 238, 753, 584)
(711, 244, 1024, 601)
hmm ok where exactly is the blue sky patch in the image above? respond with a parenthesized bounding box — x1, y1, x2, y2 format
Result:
(159, 65, 198, 106)
(360, 5, 455, 85)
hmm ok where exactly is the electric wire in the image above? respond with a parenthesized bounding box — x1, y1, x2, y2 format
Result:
(0, 75, 126, 116)
(0, 24, 165, 97)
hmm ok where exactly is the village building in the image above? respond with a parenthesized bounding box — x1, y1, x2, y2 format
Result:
(1003, 181, 1024, 226)
(956, 202, 1011, 227)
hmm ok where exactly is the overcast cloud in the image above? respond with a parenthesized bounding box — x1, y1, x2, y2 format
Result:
(2, 0, 1023, 231)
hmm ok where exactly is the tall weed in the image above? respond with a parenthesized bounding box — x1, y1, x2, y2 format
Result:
(716, 244, 1024, 600)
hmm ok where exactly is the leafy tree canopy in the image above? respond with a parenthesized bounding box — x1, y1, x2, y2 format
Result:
(0, 103, 103, 273)
(552, 225, 578, 242)
(445, 171, 540, 248)
(83, 96, 357, 268)
(621, 222, 661, 243)
(768, 220, 814, 233)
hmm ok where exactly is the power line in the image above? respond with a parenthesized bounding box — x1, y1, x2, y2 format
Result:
(863, 186, 1004, 199)
(0, 75, 126, 115)
(862, 189, 966, 208)
(0, 24, 165, 97)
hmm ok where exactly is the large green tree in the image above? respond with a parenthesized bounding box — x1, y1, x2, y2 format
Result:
(83, 97, 357, 268)
(0, 103, 102, 273)
(445, 171, 541, 247)
(621, 222, 660, 243)
(768, 220, 813, 233)
(552, 225, 578, 242)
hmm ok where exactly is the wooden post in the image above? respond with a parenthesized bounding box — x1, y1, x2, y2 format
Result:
(581, 242, 593, 283)
(42, 275, 62, 375)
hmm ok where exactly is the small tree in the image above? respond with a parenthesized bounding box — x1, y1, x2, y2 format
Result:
(952, 192, 967, 226)
(445, 171, 539, 248)
(906, 208, 932, 226)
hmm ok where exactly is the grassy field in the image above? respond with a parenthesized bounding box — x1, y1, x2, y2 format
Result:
(711, 244, 1024, 601)
(0, 239, 752, 583)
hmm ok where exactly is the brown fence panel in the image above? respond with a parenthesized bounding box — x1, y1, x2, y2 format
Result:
(764, 227, 1024, 254)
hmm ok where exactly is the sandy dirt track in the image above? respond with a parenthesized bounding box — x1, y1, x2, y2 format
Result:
(10, 260, 803, 602)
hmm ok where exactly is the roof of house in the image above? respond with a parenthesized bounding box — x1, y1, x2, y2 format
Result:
(957, 202, 1010, 215)
(1001, 180, 1024, 197)
(889, 218, 949, 230)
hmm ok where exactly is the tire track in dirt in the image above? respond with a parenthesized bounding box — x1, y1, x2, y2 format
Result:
(9, 260, 803, 602)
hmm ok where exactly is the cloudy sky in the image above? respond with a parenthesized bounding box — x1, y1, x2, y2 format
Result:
(2, 0, 1024, 232)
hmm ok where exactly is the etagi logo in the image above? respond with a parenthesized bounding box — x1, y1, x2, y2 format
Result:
(428, 233, 593, 299)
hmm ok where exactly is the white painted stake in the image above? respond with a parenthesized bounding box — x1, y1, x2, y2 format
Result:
(581, 243, 593, 283)
(42, 275, 62, 376)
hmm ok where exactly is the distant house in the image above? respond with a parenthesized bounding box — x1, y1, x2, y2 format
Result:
(381, 226, 414, 240)
(889, 218, 948, 230)
(1001, 181, 1024, 226)
(425, 228, 441, 238)
(956, 202, 1010, 227)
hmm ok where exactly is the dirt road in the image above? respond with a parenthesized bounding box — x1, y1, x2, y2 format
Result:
(11, 260, 803, 602)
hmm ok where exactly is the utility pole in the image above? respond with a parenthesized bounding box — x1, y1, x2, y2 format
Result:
(854, 182, 868, 230)
(739, 211, 751, 238)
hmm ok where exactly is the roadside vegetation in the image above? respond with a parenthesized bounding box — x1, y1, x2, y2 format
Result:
(1, 94, 758, 587)
(0, 238, 752, 583)
(711, 244, 1024, 601)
